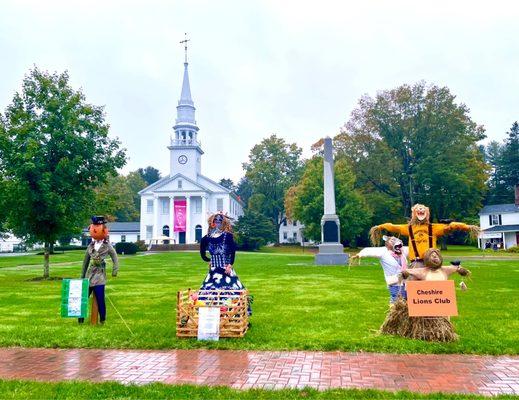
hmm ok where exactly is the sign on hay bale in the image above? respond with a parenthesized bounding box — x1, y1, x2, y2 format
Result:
(407, 280, 458, 317)
(176, 289, 249, 338)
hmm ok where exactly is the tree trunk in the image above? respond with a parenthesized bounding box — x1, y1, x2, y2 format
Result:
(43, 242, 50, 279)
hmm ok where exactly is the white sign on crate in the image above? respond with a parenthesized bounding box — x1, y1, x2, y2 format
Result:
(197, 307, 220, 341)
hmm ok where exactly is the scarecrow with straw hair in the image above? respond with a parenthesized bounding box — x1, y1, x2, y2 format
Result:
(369, 204, 479, 268)
(197, 212, 252, 315)
(380, 248, 470, 342)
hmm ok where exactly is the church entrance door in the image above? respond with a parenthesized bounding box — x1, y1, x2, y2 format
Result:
(179, 232, 186, 244)
(195, 225, 202, 243)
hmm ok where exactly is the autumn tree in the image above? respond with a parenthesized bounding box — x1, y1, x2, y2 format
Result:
(335, 82, 488, 221)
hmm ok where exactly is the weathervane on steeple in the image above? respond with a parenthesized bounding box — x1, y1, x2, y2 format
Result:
(180, 33, 190, 64)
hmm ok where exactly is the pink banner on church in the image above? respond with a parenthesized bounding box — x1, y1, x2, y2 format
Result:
(173, 199, 187, 232)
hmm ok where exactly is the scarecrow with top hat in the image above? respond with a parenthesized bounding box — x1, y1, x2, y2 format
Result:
(79, 216, 119, 324)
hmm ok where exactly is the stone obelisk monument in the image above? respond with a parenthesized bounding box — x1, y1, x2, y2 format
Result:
(315, 137, 349, 265)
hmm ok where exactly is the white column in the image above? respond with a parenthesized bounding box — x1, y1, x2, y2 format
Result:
(202, 194, 209, 236)
(201, 196, 208, 236)
(323, 137, 336, 216)
(153, 196, 159, 239)
(185, 195, 191, 243)
(169, 196, 174, 239)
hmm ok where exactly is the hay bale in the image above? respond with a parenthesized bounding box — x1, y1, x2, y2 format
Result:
(380, 297, 409, 335)
(380, 298, 458, 342)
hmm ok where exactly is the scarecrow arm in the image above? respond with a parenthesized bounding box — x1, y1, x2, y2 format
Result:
(199, 236, 211, 262)
(369, 223, 408, 245)
(80, 252, 90, 279)
(225, 233, 237, 265)
(356, 247, 386, 259)
(401, 268, 427, 280)
(442, 265, 471, 277)
(445, 222, 480, 239)
(108, 244, 119, 277)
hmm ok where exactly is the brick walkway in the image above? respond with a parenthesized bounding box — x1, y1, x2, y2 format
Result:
(0, 348, 518, 396)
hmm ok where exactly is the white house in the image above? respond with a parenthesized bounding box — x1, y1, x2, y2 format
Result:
(139, 54, 243, 244)
(278, 219, 315, 246)
(478, 186, 519, 249)
(279, 219, 304, 244)
(0, 233, 24, 252)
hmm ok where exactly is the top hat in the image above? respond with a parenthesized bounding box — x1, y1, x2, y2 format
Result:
(91, 216, 107, 225)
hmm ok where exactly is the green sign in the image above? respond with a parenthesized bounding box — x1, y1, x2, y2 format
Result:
(61, 279, 89, 318)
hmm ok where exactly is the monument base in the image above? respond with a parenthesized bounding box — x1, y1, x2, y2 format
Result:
(315, 243, 349, 265)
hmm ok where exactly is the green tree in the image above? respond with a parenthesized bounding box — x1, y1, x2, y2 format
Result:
(234, 210, 277, 250)
(483, 123, 519, 204)
(286, 156, 372, 245)
(243, 135, 304, 238)
(138, 166, 161, 186)
(94, 174, 139, 222)
(236, 177, 253, 207)
(335, 82, 488, 221)
(219, 178, 235, 191)
(484, 141, 509, 204)
(501, 122, 519, 193)
(0, 67, 126, 278)
(126, 171, 147, 214)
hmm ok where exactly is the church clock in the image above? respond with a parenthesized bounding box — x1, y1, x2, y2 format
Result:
(178, 155, 188, 165)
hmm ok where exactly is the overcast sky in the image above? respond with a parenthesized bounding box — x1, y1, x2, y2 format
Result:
(1, 1, 518, 183)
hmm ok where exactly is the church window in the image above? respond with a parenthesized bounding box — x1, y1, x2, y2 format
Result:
(283, 219, 287, 226)
(146, 226, 153, 239)
(293, 220, 297, 226)
(178, 180, 183, 189)
(146, 200, 153, 213)
(161, 198, 169, 214)
(194, 198, 202, 213)
(121, 235, 126, 243)
(216, 198, 224, 211)
(283, 232, 288, 240)
(293, 232, 297, 240)
(137, 235, 140, 241)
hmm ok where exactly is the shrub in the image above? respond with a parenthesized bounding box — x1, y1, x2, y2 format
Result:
(135, 240, 148, 252)
(114, 242, 138, 255)
(506, 245, 519, 253)
(234, 210, 277, 251)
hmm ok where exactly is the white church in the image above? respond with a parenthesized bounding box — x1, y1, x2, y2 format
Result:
(139, 55, 244, 244)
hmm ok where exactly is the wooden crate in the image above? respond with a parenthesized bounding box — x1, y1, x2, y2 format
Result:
(176, 289, 249, 338)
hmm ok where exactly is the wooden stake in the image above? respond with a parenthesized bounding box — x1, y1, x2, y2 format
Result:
(90, 295, 99, 325)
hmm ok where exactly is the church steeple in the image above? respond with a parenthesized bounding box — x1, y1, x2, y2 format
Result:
(169, 34, 203, 179)
(175, 61, 196, 124)
(179, 62, 194, 107)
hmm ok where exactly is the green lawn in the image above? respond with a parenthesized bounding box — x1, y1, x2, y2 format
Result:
(0, 380, 514, 400)
(0, 248, 517, 354)
(0, 250, 85, 269)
